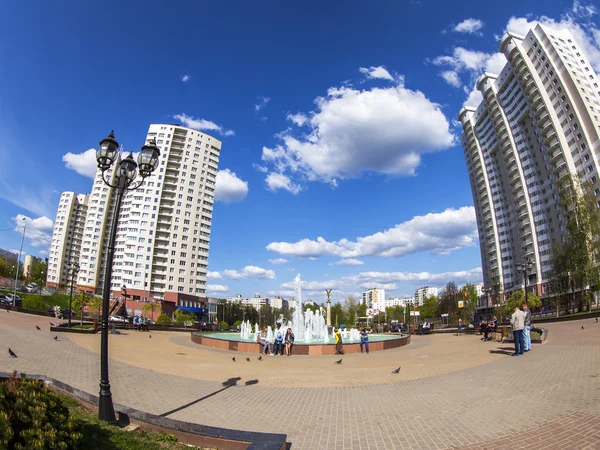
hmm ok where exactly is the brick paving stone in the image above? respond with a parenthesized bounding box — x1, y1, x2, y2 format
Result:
(1, 311, 600, 449)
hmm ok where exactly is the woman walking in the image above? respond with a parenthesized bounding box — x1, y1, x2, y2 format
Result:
(457, 318, 463, 336)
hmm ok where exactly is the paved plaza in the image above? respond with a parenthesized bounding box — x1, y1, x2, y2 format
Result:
(1, 311, 600, 449)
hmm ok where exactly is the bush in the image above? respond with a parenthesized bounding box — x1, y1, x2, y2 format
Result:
(219, 321, 229, 330)
(174, 312, 194, 327)
(156, 314, 172, 325)
(22, 296, 48, 312)
(0, 372, 82, 449)
(233, 320, 242, 327)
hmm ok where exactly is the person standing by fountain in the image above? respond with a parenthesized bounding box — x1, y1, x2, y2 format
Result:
(284, 328, 294, 356)
(334, 328, 344, 355)
(272, 323, 284, 356)
(359, 328, 369, 354)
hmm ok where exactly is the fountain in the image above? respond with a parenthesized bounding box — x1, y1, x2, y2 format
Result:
(193, 273, 409, 354)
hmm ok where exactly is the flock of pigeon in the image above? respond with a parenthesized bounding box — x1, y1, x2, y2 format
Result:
(7, 316, 600, 371)
(231, 354, 402, 374)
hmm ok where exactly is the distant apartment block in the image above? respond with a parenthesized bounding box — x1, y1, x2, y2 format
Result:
(414, 286, 438, 306)
(226, 294, 268, 310)
(383, 296, 415, 309)
(362, 288, 386, 314)
(459, 24, 600, 298)
(47, 192, 89, 289)
(47, 124, 222, 316)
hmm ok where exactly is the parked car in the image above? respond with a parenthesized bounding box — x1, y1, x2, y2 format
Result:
(0, 295, 10, 305)
(143, 318, 155, 325)
(5, 294, 22, 307)
(109, 315, 128, 323)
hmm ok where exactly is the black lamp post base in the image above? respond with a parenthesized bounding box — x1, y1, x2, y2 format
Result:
(98, 385, 116, 424)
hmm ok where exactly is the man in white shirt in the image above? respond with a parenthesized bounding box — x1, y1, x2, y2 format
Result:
(510, 305, 525, 356)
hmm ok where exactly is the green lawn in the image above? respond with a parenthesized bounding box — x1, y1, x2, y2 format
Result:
(531, 330, 542, 339)
(70, 324, 94, 330)
(59, 394, 208, 450)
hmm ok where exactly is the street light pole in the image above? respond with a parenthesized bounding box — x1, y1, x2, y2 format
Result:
(13, 218, 26, 306)
(68, 263, 80, 328)
(96, 130, 160, 423)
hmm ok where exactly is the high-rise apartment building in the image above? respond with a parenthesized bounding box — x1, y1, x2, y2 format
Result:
(48, 124, 222, 314)
(362, 288, 386, 314)
(414, 286, 438, 306)
(47, 192, 89, 289)
(459, 24, 600, 297)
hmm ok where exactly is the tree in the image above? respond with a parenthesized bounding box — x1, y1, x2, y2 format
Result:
(551, 179, 600, 313)
(344, 296, 358, 325)
(0, 257, 7, 278)
(330, 302, 347, 327)
(87, 296, 103, 319)
(419, 295, 439, 319)
(356, 302, 367, 319)
(439, 282, 459, 322)
(385, 305, 404, 321)
(504, 290, 541, 316)
(142, 301, 162, 321)
(457, 284, 478, 322)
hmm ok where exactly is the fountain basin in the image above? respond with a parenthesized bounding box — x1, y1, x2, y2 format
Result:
(191, 332, 410, 355)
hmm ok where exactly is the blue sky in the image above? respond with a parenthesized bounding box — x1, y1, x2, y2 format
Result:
(1, 0, 599, 302)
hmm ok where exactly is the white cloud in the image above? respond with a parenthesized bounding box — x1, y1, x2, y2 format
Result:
(485, 53, 508, 73)
(207, 284, 229, 292)
(358, 65, 395, 81)
(265, 172, 302, 194)
(222, 266, 276, 280)
(331, 259, 364, 266)
(440, 71, 461, 88)
(359, 282, 398, 290)
(261, 80, 454, 189)
(281, 279, 341, 291)
(207, 271, 222, 279)
(268, 258, 289, 265)
(433, 47, 490, 72)
(62, 148, 97, 179)
(267, 206, 477, 259)
(214, 169, 248, 203)
(255, 96, 271, 112)
(464, 85, 483, 108)
(286, 113, 308, 126)
(346, 267, 483, 286)
(12, 214, 54, 249)
(279, 267, 483, 295)
(0, 185, 57, 218)
(173, 113, 235, 137)
(182, 74, 191, 82)
(453, 18, 484, 35)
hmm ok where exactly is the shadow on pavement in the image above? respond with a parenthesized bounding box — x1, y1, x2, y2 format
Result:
(160, 377, 258, 417)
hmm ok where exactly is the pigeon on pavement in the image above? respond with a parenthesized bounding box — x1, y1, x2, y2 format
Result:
(232, 357, 236, 362)
(54, 336, 58, 341)
(149, 334, 152, 338)
(246, 358, 251, 362)
(35, 325, 41, 331)
(335, 359, 342, 365)
(258, 356, 263, 361)
(582, 326, 585, 330)
(392, 367, 401, 374)
(8, 348, 17, 358)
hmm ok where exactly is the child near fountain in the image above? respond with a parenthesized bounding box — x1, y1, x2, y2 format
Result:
(272, 323, 284, 356)
(257, 326, 270, 355)
(334, 328, 344, 355)
(284, 328, 294, 356)
(360, 328, 369, 354)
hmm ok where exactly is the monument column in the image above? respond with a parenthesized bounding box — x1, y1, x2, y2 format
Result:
(325, 289, 332, 335)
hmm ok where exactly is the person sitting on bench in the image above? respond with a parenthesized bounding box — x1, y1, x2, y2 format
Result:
(483, 317, 498, 341)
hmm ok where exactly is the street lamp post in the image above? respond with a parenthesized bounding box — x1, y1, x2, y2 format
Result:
(68, 263, 80, 328)
(516, 260, 533, 306)
(95, 130, 160, 423)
